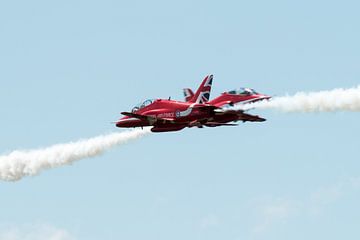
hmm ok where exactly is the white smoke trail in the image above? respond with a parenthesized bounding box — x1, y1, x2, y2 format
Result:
(0, 128, 151, 182)
(243, 85, 360, 112)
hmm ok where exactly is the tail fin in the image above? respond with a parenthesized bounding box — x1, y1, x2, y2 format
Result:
(188, 74, 213, 104)
(183, 88, 194, 102)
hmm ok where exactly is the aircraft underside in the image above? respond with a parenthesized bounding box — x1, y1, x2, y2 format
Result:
(117, 111, 265, 132)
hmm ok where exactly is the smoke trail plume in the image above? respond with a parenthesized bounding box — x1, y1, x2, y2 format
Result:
(244, 86, 360, 112)
(0, 128, 150, 182)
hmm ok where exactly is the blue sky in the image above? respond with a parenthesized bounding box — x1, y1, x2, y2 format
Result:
(1, 0, 360, 239)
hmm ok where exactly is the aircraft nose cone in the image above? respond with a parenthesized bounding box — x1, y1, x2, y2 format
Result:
(116, 120, 128, 127)
(260, 94, 271, 100)
(265, 95, 272, 100)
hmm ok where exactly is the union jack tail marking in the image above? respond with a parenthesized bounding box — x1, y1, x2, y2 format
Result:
(188, 75, 213, 104)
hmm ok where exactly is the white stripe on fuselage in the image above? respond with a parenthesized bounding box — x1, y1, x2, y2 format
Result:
(177, 103, 196, 117)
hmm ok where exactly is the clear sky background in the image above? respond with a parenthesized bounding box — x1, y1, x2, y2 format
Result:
(1, 0, 360, 239)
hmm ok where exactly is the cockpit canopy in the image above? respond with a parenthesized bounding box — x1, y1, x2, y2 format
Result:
(132, 99, 155, 113)
(226, 88, 258, 96)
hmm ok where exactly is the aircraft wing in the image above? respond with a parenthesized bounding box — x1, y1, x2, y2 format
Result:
(237, 112, 266, 122)
(193, 105, 219, 112)
(213, 109, 266, 122)
(121, 112, 175, 124)
(204, 122, 238, 127)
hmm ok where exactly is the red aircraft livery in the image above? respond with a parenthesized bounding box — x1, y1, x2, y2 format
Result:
(116, 75, 271, 132)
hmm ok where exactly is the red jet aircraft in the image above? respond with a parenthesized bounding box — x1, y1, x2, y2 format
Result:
(116, 75, 270, 132)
